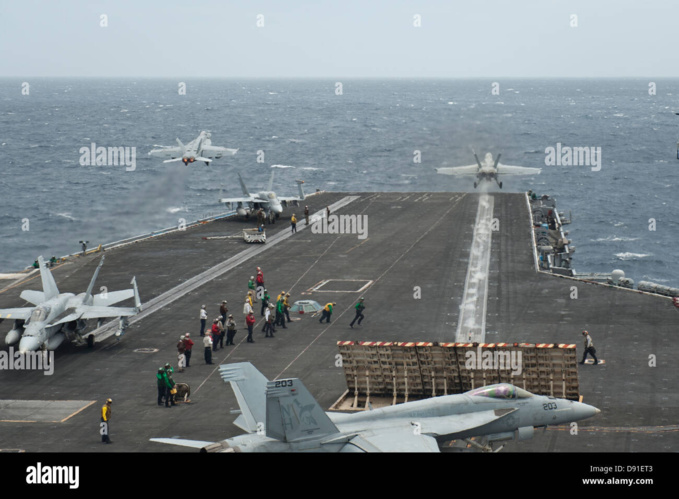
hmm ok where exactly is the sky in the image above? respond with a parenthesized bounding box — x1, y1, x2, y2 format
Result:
(0, 0, 677, 78)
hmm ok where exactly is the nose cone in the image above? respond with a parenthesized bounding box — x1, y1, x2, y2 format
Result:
(272, 204, 283, 214)
(572, 401, 600, 422)
(19, 336, 42, 353)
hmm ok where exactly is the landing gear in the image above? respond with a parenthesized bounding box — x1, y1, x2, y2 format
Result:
(87, 334, 95, 348)
(473, 182, 477, 189)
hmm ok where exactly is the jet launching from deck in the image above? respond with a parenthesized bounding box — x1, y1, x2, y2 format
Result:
(436, 151, 541, 188)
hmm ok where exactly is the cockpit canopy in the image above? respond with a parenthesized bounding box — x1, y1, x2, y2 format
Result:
(467, 383, 533, 400)
(267, 193, 276, 200)
(28, 306, 50, 323)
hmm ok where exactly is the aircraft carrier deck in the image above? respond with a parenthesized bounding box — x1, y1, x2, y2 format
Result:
(0, 191, 677, 455)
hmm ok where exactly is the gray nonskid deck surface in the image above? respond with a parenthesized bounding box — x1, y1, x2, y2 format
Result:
(0, 192, 676, 452)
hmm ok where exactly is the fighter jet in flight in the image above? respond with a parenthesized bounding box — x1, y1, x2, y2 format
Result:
(148, 131, 238, 166)
(436, 151, 541, 189)
(151, 362, 599, 452)
(218, 171, 305, 219)
(0, 256, 141, 352)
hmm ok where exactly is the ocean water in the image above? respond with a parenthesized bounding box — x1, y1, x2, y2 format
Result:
(0, 78, 677, 286)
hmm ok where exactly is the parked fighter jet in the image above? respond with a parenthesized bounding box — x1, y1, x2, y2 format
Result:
(218, 171, 305, 219)
(0, 256, 141, 352)
(151, 362, 599, 452)
(148, 131, 238, 165)
(436, 151, 541, 188)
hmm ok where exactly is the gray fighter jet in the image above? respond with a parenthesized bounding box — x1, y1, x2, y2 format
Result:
(218, 171, 305, 219)
(151, 362, 599, 452)
(148, 131, 238, 166)
(436, 151, 541, 189)
(0, 256, 141, 352)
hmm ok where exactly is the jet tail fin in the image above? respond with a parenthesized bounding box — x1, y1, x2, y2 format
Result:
(84, 256, 105, 305)
(237, 173, 250, 197)
(296, 180, 305, 200)
(472, 149, 483, 170)
(493, 153, 501, 170)
(266, 378, 339, 442)
(38, 256, 59, 301)
(267, 170, 275, 192)
(131, 276, 142, 312)
(219, 363, 269, 433)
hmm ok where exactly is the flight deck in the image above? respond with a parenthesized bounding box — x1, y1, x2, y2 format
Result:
(0, 192, 677, 452)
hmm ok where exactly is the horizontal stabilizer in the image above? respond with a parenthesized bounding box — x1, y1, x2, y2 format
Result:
(20, 290, 45, 306)
(150, 438, 215, 449)
(93, 289, 134, 307)
(78, 305, 139, 320)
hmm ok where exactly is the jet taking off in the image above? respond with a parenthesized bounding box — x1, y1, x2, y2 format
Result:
(148, 131, 238, 166)
(436, 151, 541, 189)
(218, 170, 305, 219)
(0, 256, 141, 352)
(151, 362, 599, 452)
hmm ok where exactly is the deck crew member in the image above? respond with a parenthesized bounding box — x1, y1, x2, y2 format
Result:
(204, 333, 213, 364)
(245, 311, 256, 343)
(580, 330, 599, 365)
(199, 305, 207, 336)
(276, 295, 287, 329)
(284, 293, 292, 323)
(260, 289, 270, 316)
(263, 304, 275, 337)
(350, 297, 365, 328)
(226, 314, 237, 345)
(177, 336, 186, 372)
(219, 300, 228, 325)
(183, 333, 194, 367)
(157, 368, 166, 405)
(320, 302, 336, 324)
(163, 364, 176, 407)
(248, 277, 257, 303)
(101, 398, 112, 443)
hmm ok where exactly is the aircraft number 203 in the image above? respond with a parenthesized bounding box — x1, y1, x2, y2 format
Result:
(543, 402, 558, 411)
(274, 380, 294, 388)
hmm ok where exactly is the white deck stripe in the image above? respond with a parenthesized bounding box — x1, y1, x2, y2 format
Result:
(456, 194, 494, 343)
